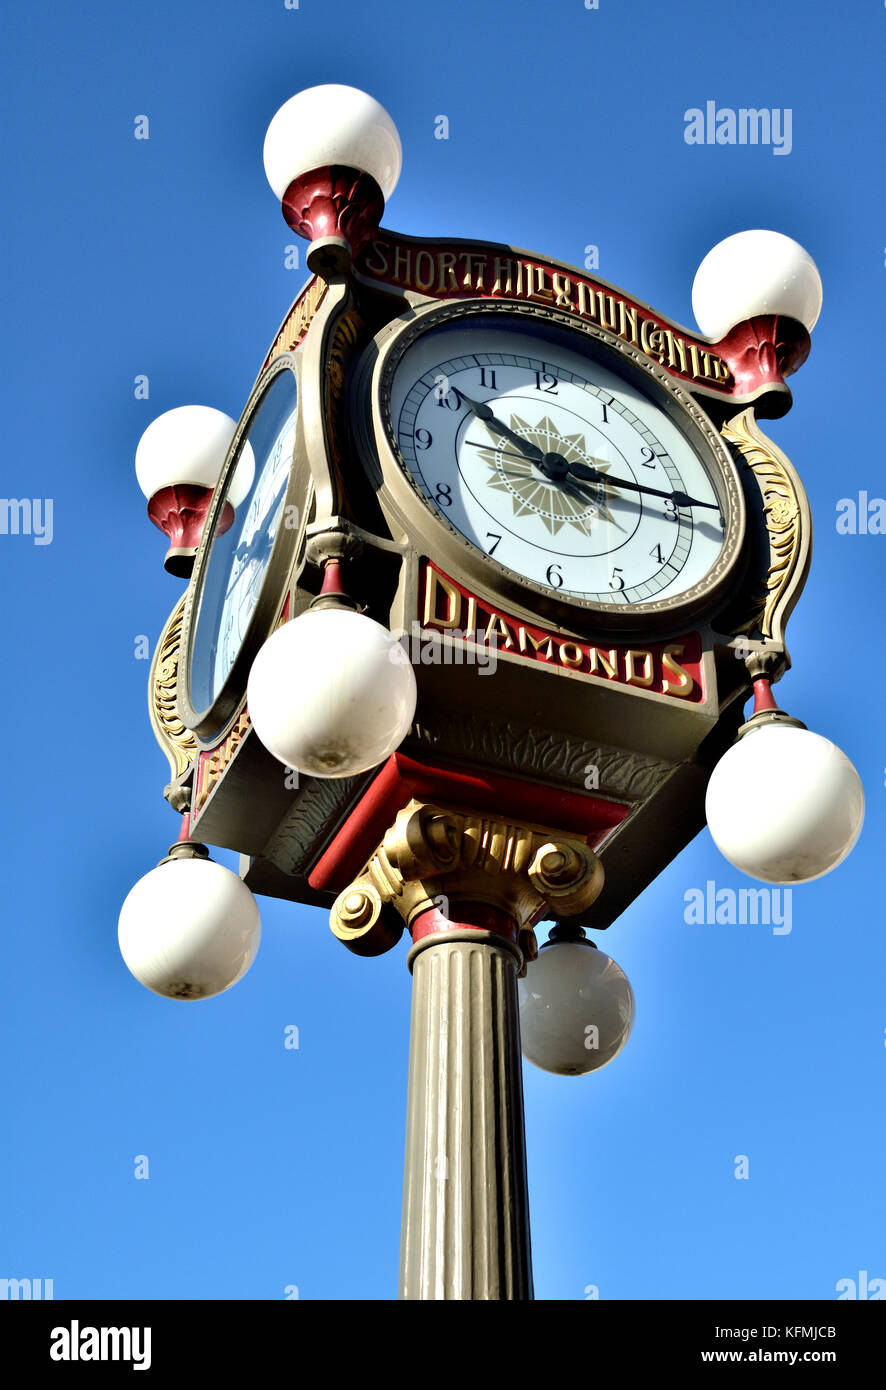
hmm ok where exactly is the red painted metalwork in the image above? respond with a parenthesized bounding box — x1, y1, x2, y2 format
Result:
(717, 314, 810, 396)
(281, 165, 385, 255)
(410, 901, 519, 945)
(308, 751, 629, 894)
(752, 677, 780, 714)
(319, 559, 346, 597)
(147, 484, 234, 553)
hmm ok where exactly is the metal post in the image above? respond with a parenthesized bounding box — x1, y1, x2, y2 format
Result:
(398, 904, 533, 1300)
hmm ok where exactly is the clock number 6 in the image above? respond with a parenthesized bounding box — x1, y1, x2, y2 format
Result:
(546, 562, 564, 589)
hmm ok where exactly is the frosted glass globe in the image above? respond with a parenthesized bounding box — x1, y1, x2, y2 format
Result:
(263, 85, 402, 201)
(135, 405, 255, 507)
(519, 940, 635, 1076)
(118, 857, 261, 1000)
(705, 723, 864, 883)
(692, 230, 822, 339)
(246, 609, 417, 777)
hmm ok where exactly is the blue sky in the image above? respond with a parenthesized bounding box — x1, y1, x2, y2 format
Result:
(1, 0, 884, 1300)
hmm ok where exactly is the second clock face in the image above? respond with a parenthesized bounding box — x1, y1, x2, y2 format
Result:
(189, 366, 299, 717)
(387, 313, 732, 609)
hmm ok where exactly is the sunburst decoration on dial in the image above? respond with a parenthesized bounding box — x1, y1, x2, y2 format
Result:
(473, 413, 616, 538)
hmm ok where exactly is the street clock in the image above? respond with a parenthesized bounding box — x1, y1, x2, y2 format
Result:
(129, 82, 864, 1307)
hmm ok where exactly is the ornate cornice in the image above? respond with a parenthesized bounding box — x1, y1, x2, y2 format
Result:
(406, 711, 672, 803)
(261, 770, 371, 877)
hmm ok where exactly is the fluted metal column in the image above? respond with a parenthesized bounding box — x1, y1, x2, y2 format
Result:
(399, 911, 533, 1300)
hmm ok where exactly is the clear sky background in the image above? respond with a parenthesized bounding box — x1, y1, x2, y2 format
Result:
(1, 0, 884, 1301)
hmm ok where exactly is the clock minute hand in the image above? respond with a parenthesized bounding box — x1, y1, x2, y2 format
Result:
(565, 459, 720, 511)
(460, 393, 544, 464)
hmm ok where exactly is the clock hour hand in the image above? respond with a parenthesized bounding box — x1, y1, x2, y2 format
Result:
(460, 393, 544, 464)
(564, 458, 720, 511)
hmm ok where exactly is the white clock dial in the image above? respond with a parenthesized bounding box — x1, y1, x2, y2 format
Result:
(389, 320, 727, 606)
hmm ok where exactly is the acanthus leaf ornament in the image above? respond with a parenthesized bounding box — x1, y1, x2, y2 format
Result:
(149, 594, 199, 796)
(719, 408, 810, 648)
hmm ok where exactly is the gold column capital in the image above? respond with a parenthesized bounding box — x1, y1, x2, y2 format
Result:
(329, 798, 604, 966)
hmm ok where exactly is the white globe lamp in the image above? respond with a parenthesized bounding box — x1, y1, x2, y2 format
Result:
(518, 927, 635, 1076)
(135, 405, 254, 576)
(247, 607, 417, 778)
(692, 230, 823, 341)
(118, 844, 261, 1000)
(705, 720, 864, 884)
(263, 85, 402, 274)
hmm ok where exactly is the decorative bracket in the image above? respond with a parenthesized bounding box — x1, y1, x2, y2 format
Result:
(148, 594, 198, 810)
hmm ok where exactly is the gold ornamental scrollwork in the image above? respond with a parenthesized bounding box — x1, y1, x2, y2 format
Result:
(720, 408, 810, 645)
(329, 798, 604, 970)
(149, 595, 198, 781)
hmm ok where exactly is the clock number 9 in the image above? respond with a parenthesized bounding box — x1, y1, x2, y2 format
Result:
(546, 563, 564, 589)
(415, 428, 433, 450)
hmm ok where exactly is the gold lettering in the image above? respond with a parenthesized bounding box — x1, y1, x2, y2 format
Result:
(363, 239, 389, 275)
(577, 281, 597, 320)
(413, 249, 435, 291)
(588, 646, 618, 679)
(552, 273, 574, 308)
(618, 302, 639, 345)
(530, 265, 554, 301)
(662, 644, 695, 698)
(596, 292, 618, 330)
(422, 567, 462, 629)
(625, 649, 654, 687)
(518, 626, 554, 660)
(491, 256, 514, 296)
(642, 324, 669, 364)
(709, 354, 731, 383)
(437, 251, 458, 292)
(664, 330, 688, 374)
(461, 253, 486, 289)
(393, 244, 412, 284)
(485, 613, 515, 649)
(464, 594, 477, 638)
(558, 641, 584, 668)
(687, 343, 705, 379)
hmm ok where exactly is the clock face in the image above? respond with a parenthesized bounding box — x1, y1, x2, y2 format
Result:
(189, 367, 299, 716)
(384, 310, 739, 613)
